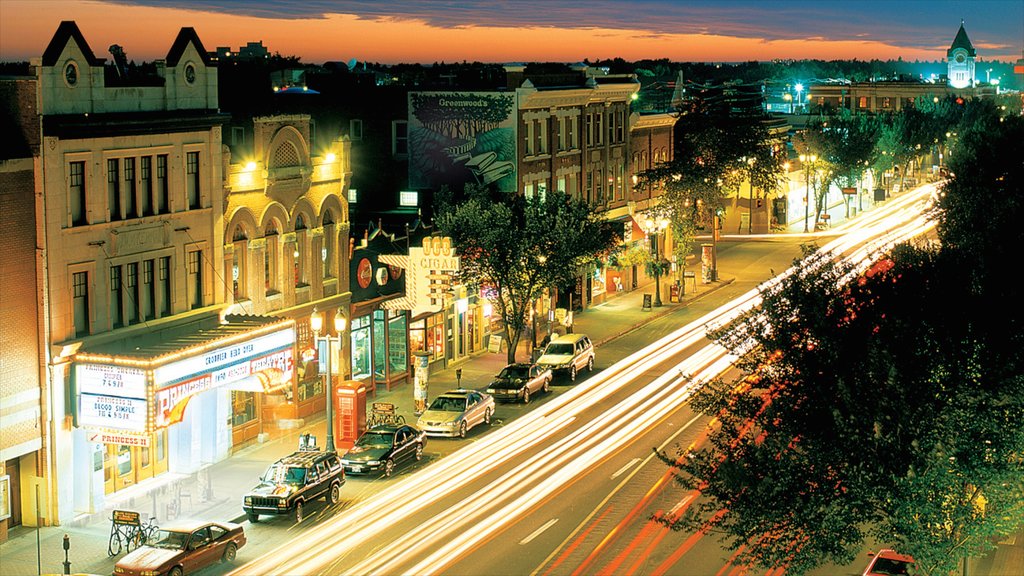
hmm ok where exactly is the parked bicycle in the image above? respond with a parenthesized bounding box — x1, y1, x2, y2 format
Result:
(108, 510, 159, 556)
(366, 402, 405, 427)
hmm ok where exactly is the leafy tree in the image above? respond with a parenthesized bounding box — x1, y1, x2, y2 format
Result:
(435, 185, 618, 363)
(658, 106, 1024, 575)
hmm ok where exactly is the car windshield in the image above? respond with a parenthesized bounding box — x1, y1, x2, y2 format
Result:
(428, 396, 466, 412)
(498, 366, 529, 379)
(871, 558, 913, 575)
(544, 343, 574, 355)
(356, 431, 394, 447)
(264, 464, 306, 485)
(150, 529, 188, 550)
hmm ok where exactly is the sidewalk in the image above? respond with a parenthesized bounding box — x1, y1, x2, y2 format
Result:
(0, 274, 728, 576)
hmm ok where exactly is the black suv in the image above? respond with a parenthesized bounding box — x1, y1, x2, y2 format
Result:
(242, 449, 345, 523)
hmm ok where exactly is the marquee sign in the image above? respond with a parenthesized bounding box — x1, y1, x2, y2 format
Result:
(78, 393, 148, 431)
(380, 236, 460, 316)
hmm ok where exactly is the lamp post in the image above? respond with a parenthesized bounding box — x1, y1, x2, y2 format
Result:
(643, 216, 670, 307)
(746, 156, 756, 234)
(799, 153, 816, 232)
(794, 83, 803, 114)
(311, 307, 346, 453)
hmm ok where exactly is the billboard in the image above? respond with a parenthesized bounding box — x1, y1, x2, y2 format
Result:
(408, 91, 517, 193)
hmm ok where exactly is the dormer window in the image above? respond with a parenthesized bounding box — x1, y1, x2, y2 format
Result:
(64, 61, 78, 87)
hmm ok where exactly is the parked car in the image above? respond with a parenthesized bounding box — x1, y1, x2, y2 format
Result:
(114, 520, 245, 576)
(417, 389, 495, 438)
(486, 362, 553, 403)
(340, 424, 426, 477)
(242, 449, 344, 523)
(536, 333, 595, 381)
(863, 549, 916, 576)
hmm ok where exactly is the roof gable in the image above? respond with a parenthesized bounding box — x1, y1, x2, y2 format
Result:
(166, 27, 212, 67)
(947, 22, 976, 57)
(41, 21, 104, 67)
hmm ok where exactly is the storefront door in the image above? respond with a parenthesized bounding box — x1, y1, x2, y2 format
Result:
(103, 431, 169, 495)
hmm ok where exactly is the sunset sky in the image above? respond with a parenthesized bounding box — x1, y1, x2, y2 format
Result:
(1, 0, 1021, 64)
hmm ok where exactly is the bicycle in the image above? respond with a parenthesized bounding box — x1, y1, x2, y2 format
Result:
(131, 516, 159, 550)
(367, 402, 405, 427)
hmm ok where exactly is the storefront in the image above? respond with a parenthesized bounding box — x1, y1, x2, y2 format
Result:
(70, 316, 295, 507)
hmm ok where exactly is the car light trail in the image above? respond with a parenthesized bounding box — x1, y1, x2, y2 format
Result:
(235, 184, 938, 576)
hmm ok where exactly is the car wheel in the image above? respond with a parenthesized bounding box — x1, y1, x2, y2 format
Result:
(246, 511, 259, 523)
(542, 378, 550, 393)
(523, 388, 531, 404)
(223, 542, 238, 563)
(295, 500, 304, 523)
(328, 482, 341, 504)
(484, 407, 493, 425)
(458, 420, 468, 438)
(384, 459, 395, 478)
(569, 365, 577, 382)
(415, 443, 423, 461)
(169, 567, 183, 576)
(587, 356, 594, 372)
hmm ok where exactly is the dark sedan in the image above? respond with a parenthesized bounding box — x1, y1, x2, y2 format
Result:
(340, 424, 426, 477)
(114, 520, 245, 576)
(486, 362, 553, 404)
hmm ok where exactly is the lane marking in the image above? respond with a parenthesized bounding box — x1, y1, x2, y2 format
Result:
(520, 518, 559, 545)
(612, 458, 641, 479)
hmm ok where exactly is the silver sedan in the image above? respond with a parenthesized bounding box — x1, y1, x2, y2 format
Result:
(416, 389, 495, 438)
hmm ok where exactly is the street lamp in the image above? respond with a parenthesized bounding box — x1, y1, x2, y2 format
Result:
(794, 83, 803, 113)
(642, 216, 670, 306)
(746, 156, 756, 234)
(799, 153, 817, 233)
(310, 307, 346, 453)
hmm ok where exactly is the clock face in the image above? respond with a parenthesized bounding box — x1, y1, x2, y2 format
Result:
(64, 62, 77, 86)
(955, 53, 965, 63)
(184, 63, 196, 84)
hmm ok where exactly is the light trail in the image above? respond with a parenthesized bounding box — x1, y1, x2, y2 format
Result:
(234, 184, 938, 576)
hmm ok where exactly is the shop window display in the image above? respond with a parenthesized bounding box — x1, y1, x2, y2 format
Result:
(388, 311, 407, 374)
(351, 315, 372, 380)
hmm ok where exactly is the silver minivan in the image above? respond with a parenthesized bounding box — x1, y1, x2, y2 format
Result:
(536, 334, 595, 381)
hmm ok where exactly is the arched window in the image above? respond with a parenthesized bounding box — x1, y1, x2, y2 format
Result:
(265, 221, 279, 295)
(231, 226, 248, 301)
(294, 214, 308, 287)
(322, 211, 335, 279)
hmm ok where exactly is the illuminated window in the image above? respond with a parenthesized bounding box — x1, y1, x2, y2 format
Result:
(69, 161, 87, 226)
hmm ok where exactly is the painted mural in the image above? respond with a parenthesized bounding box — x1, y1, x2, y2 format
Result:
(408, 91, 517, 193)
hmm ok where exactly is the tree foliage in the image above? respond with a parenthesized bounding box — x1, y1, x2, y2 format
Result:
(435, 185, 618, 363)
(660, 106, 1024, 575)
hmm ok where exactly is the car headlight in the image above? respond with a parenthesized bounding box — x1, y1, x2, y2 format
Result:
(244, 496, 252, 505)
(443, 421, 456, 428)
(366, 460, 380, 466)
(277, 500, 287, 508)
(485, 388, 495, 393)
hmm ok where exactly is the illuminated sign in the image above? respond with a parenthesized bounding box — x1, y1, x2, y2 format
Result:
(77, 364, 146, 398)
(86, 430, 150, 447)
(399, 190, 418, 207)
(79, 393, 148, 431)
(153, 328, 294, 388)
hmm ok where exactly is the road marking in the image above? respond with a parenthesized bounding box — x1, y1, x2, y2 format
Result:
(668, 494, 695, 517)
(612, 457, 641, 479)
(520, 518, 559, 545)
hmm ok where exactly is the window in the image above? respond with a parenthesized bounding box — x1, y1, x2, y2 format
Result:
(123, 158, 136, 218)
(265, 223, 279, 294)
(159, 256, 171, 315)
(594, 111, 603, 145)
(350, 315, 371, 380)
(558, 116, 567, 151)
(294, 215, 307, 288)
(231, 126, 245, 147)
(107, 158, 121, 221)
(186, 151, 200, 209)
(232, 228, 247, 301)
(537, 180, 547, 202)
(594, 167, 603, 204)
(349, 119, 363, 141)
(69, 161, 86, 226)
(73, 271, 89, 336)
(569, 115, 578, 148)
(232, 391, 256, 426)
(859, 96, 869, 109)
(388, 311, 407, 375)
(140, 156, 152, 216)
(615, 109, 625, 143)
(110, 265, 123, 328)
(557, 177, 566, 193)
(143, 259, 155, 320)
(188, 249, 202, 309)
(373, 310, 386, 381)
(156, 154, 168, 214)
(568, 172, 578, 197)
(392, 120, 408, 156)
(126, 262, 139, 325)
(322, 213, 335, 279)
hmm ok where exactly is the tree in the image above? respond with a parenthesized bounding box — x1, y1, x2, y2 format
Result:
(658, 106, 1024, 575)
(435, 185, 618, 363)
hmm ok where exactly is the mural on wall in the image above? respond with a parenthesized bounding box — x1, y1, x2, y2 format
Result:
(408, 91, 517, 193)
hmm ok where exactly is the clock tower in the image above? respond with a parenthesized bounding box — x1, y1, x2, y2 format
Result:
(947, 20, 976, 89)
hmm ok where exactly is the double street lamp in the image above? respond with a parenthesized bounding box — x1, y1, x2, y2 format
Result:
(310, 307, 346, 453)
(642, 215, 670, 307)
(799, 153, 817, 233)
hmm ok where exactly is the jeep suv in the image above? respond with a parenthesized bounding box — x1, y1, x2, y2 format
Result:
(536, 334, 595, 382)
(242, 450, 344, 523)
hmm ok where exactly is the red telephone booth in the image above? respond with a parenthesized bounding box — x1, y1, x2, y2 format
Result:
(334, 380, 367, 450)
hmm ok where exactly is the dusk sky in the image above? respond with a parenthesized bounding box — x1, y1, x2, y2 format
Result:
(1, 1, 1021, 64)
